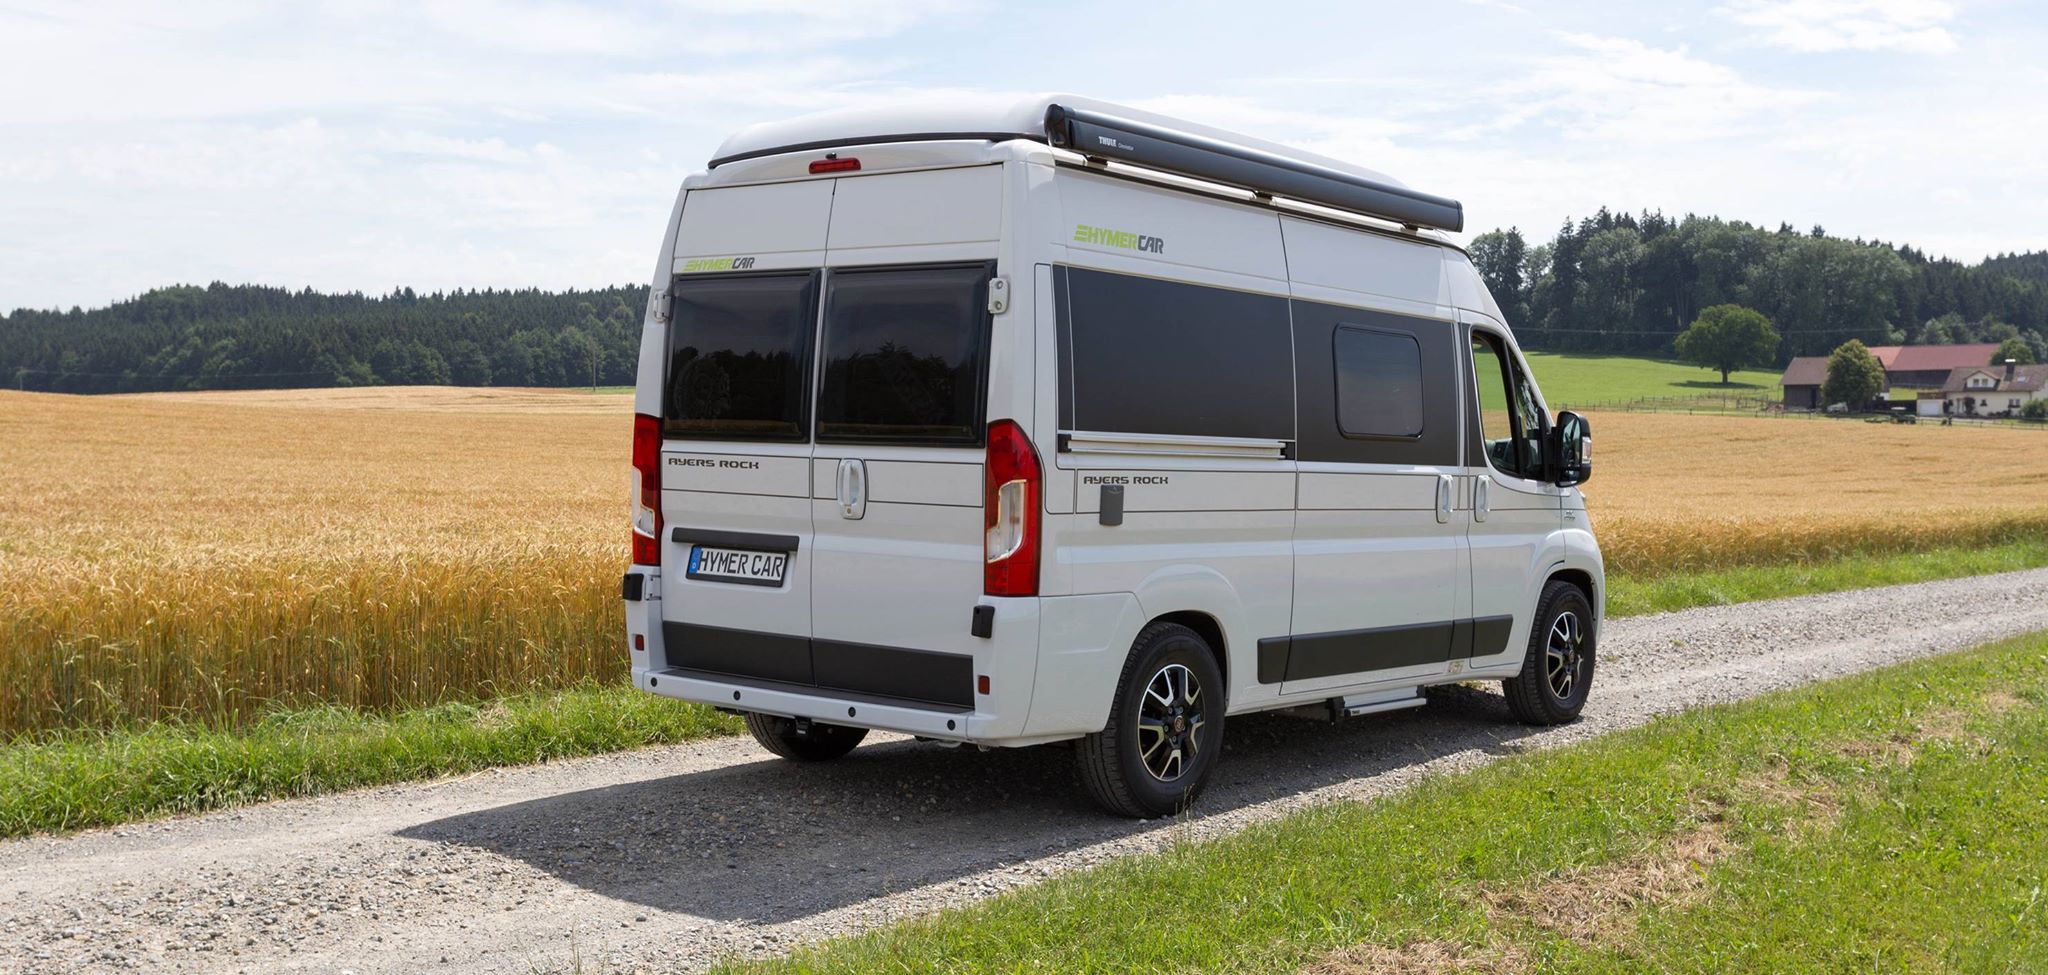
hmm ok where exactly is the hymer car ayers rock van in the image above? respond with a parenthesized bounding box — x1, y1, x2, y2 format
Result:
(622, 94, 1600, 817)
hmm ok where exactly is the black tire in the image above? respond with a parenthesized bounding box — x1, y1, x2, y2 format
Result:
(1503, 580, 1596, 725)
(742, 712, 868, 761)
(1076, 622, 1227, 818)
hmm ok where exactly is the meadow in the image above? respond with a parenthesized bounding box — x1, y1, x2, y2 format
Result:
(1524, 351, 1782, 410)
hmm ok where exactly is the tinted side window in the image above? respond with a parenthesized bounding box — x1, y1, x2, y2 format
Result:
(1058, 266, 1293, 441)
(663, 272, 817, 440)
(816, 265, 991, 444)
(1292, 300, 1458, 465)
(1333, 327, 1424, 439)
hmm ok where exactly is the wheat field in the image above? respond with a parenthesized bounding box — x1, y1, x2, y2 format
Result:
(3, 388, 2045, 737)
(1583, 412, 2048, 575)
(0, 387, 627, 736)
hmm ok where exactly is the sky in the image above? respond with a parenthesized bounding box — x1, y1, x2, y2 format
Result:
(1, 0, 2043, 311)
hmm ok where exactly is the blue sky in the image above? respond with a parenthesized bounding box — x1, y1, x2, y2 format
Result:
(1, 0, 2042, 310)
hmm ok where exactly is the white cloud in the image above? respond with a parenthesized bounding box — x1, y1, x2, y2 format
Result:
(1490, 33, 1824, 142)
(1722, 0, 1958, 53)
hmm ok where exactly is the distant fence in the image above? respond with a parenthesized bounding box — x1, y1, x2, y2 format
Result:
(1556, 393, 1776, 415)
(1559, 393, 2048, 429)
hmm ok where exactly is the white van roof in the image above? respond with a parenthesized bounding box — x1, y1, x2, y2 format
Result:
(706, 93, 1462, 233)
(709, 93, 1398, 186)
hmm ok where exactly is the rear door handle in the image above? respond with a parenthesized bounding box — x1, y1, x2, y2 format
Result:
(1474, 474, 1491, 523)
(1436, 474, 1452, 524)
(836, 457, 867, 520)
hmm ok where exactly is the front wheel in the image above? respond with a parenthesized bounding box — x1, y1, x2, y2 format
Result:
(1503, 580, 1596, 724)
(1076, 622, 1226, 817)
(742, 712, 868, 761)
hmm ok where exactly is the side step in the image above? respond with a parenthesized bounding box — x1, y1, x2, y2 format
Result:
(1274, 687, 1426, 723)
(1333, 687, 1426, 719)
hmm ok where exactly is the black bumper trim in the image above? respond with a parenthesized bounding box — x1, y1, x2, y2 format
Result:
(661, 621, 974, 709)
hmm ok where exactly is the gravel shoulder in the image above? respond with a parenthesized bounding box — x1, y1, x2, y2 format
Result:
(7, 569, 2048, 974)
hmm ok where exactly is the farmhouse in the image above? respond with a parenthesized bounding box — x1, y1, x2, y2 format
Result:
(1942, 360, 2047, 416)
(1779, 343, 2002, 409)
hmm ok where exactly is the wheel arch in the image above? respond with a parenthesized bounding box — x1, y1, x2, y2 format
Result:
(1148, 610, 1229, 693)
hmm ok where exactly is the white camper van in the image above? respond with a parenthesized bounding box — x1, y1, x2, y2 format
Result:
(622, 95, 1601, 817)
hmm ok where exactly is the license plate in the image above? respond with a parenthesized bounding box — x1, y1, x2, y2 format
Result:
(686, 545, 789, 587)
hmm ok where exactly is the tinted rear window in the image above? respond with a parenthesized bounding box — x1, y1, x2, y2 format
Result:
(663, 273, 817, 440)
(815, 264, 991, 444)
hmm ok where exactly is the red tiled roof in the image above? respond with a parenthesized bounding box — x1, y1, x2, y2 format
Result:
(1941, 363, 2048, 394)
(1781, 344, 2007, 388)
(1780, 356, 1829, 387)
(1888, 343, 2002, 373)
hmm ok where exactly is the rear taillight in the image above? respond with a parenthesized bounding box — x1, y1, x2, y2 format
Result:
(983, 419, 1041, 597)
(632, 413, 662, 565)
(808, 156, 861, 174)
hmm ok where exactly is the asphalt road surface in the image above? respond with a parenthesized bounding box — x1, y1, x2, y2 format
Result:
(7, 568, 2048, 974)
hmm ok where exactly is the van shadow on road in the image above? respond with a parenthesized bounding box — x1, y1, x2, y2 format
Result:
(398, 686, 1540, 925)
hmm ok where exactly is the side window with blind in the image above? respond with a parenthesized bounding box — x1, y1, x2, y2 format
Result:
(1291, 301, 1457, 465)
(1333, 327, 1424, 440)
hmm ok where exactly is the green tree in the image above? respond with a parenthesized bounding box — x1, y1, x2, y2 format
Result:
(1991, 337, 2037, 365)
(1673, 303, 1780, 384)
(1821, 339, 1886, 410)
(2022, 398, 2048, 421)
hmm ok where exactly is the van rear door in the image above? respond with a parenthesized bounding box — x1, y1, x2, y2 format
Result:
(657, 180, 830, 682)
(807, 166, 1004, 712)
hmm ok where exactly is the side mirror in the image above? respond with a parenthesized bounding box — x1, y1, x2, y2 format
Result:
(1548, 410, 1592, 487)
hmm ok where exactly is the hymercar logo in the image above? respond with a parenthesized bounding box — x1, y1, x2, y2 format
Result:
(1073, 224, 1165, 255)
(681, 256, 758, 273)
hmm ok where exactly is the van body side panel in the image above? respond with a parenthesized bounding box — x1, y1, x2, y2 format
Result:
(1043, 171, 1297, 713)
(1276, 252, 1468, 694)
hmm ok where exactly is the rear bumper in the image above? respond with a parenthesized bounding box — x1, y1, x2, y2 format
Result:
(623, 576, 1050, 743)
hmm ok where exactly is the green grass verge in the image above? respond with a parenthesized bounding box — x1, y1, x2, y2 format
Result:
(717, 631, 2048, 974)
(1523, 352, 1782, 409)
(1606, 536, 2048, 617)
(0, 685, 737, 838)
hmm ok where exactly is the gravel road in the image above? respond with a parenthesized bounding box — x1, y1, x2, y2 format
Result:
(7, 569, 2048, 974)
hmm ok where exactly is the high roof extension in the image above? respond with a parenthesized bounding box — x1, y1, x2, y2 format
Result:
(707, 93, 1464, 233)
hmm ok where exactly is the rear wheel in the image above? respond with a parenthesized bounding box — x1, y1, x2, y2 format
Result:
(742, 712, 868, 761)
(1076, 622, 1226, 817)
(1503, 580, 1596, 725)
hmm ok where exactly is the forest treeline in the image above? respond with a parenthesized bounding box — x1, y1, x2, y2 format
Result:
(1, 284, 648, 393)
(1469, 211, 2048, 361)
(5, 209, 2047, 393)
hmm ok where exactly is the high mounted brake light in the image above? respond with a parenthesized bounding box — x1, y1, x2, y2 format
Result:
(983, 419, 1041, 597)
(631, 413, 662, 566)
(808, 156, 861, 174)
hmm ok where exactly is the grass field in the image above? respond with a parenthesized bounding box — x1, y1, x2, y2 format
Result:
(1523, 352, 1783, 410)
(716, 630, 2048, 974)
